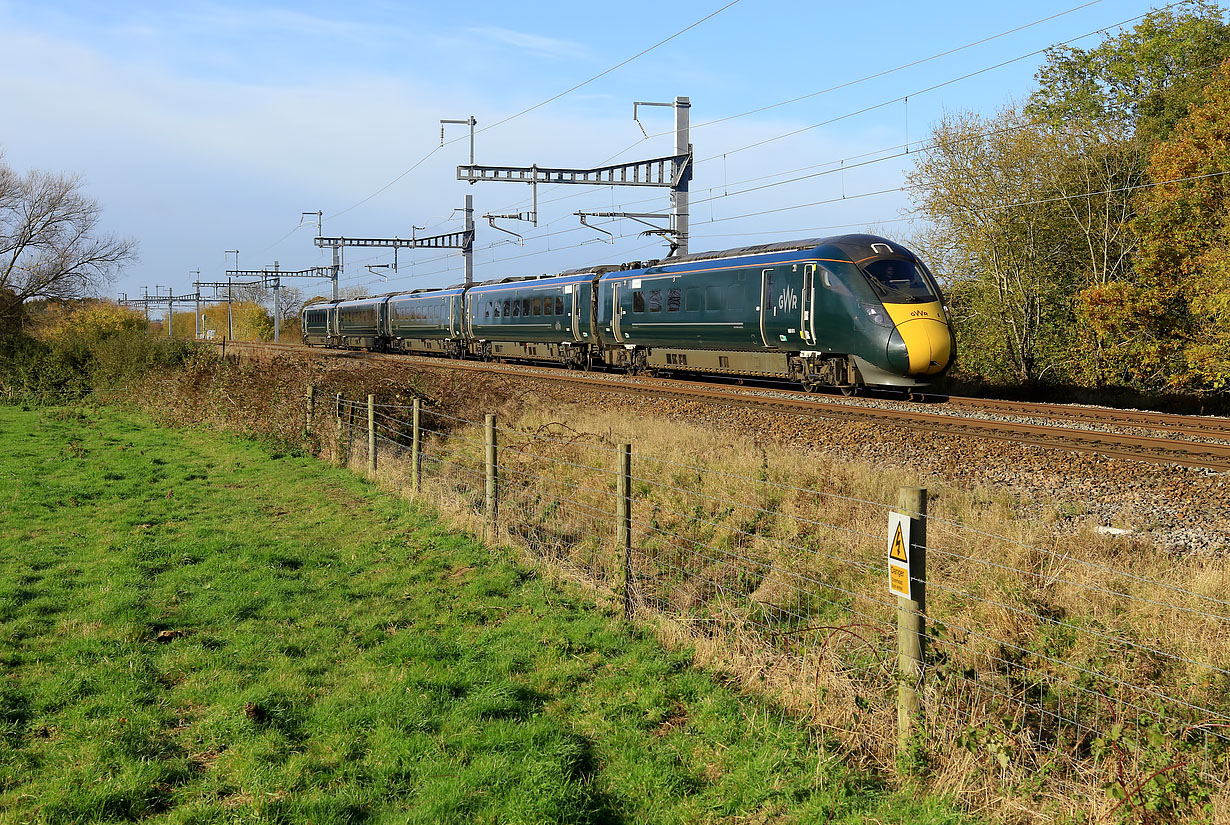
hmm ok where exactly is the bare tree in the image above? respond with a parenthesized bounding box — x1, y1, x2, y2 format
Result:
(0, 152, 137, 326)
(276, 285, 306, 322)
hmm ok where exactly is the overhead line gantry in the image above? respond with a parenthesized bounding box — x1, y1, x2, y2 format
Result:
(454, 96, 692, 256)
(314, 217, 476, 288)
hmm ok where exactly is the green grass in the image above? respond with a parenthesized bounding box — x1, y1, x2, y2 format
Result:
(0, 404, 971, 824)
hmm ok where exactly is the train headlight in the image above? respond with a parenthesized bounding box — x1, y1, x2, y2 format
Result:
(859, 302, 894, 328)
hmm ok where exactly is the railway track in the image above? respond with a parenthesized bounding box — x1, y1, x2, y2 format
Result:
(214, 339, 1230, 472)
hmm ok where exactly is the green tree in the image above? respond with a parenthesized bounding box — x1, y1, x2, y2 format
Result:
(907, 108, 1079, 384)
(201, 301, 273, 341)
(1129, 59, 1230, 390)
(1026, 1, 1230, 145)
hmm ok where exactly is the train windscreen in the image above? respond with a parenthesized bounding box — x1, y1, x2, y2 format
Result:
(860, 259, 936, 303)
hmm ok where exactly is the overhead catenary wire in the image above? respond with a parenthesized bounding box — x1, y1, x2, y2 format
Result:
(476, 1, 1185, 225)
(340, 103, 1203, 292)
(325, 0, 743, 223)
(320, 1, 1160, 286)
(482, 0, 1121, 217)
(242, 0, 1195, 303)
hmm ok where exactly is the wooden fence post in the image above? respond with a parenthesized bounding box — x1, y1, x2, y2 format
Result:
(485, 414, 498, 531)
(897, 486, 927, 753)
(411, 398, 422, 495)
(367, 394, 377, 476)
(334, 393, 344, 466)
(618, 443, 632, 620)
(347, 397, 356, 463)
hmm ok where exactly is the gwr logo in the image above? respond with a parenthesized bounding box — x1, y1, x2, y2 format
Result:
(775, 287, 799, 316)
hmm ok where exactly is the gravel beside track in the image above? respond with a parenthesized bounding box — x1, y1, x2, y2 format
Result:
(227, 340, 1230, 556)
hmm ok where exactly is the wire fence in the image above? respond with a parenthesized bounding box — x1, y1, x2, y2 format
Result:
(319, 391, 1230, 809)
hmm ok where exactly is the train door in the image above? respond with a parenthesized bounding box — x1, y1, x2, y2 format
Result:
(611, 282, 624, 341)
(448, 297, 456, 338)
(569, 285, 581, 339)
(801, 264, 816, 346)
(759, 268, 773, 347)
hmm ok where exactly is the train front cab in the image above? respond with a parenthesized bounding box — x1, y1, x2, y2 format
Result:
(810, 237, 954, 389)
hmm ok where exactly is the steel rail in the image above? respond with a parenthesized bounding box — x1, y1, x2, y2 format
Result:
(214, 340, 1230, 471)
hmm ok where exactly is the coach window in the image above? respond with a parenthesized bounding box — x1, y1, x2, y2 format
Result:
(666, 288, 682, 312)
(555, 296, 565, 315)
(633, 290, 646, 312)
(523, 298, 532, 317)
(511, 300, 520, 317)
(685, 287, 701, 312)
(543, 297, 553, 316)
(502, 300, 511, 317)
(648, 289, 663, 312)
(533, 298, 542, 316)
(705, 285, 723, 311)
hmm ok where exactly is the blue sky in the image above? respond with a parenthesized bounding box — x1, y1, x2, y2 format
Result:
(0, 0, 1198, 304)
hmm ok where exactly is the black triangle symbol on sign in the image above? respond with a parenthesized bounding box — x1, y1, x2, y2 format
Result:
(889, 523, 908, 562)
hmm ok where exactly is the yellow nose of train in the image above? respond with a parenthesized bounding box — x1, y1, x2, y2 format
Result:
(883, 302, 952, 375)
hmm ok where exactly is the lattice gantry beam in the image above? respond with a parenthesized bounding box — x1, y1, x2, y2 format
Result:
(314, 230, 473, 251)
(457, 153, 692, 188)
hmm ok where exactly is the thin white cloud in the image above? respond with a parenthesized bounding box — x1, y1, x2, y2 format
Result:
(466, 26, 588, 60)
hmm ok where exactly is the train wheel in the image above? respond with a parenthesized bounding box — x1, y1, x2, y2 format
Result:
(839, 384, 860, 397)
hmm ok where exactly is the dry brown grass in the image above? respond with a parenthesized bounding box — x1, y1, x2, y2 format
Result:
(130, 349, 1230, 824)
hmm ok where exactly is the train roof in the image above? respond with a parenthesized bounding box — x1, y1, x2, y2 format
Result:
(302, 235, 918, 307)
(643, 234, 917, 269)
(469, 265, 621, 289)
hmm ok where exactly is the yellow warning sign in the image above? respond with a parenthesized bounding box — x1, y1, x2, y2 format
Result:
(890, 564, 910, 596)
(887, 511, 912, 599)
(889, 523, 908, 562)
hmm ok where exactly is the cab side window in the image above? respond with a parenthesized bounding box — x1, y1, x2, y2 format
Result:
(819, 265, 852, 296)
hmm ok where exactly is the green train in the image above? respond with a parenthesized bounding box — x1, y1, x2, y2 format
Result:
(301, 233, 954, 393)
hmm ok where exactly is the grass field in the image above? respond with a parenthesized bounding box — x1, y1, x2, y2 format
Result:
(0, 403, 971, 824)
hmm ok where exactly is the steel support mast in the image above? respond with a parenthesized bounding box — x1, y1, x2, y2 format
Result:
(228, 264, 336, 343)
